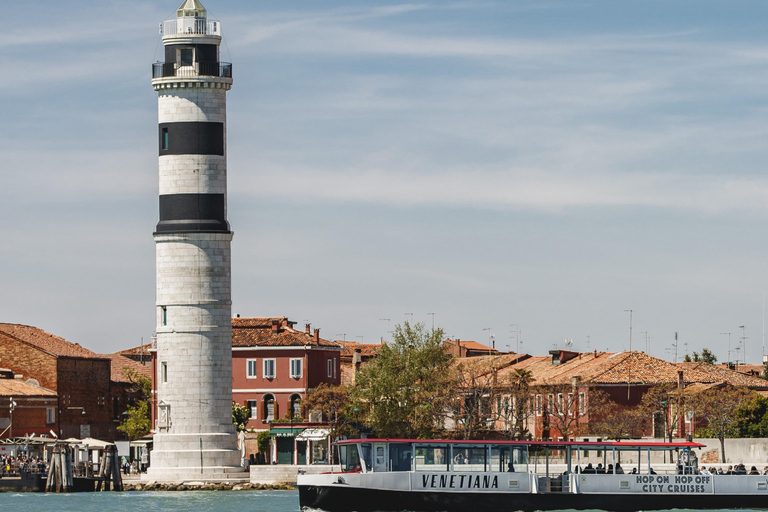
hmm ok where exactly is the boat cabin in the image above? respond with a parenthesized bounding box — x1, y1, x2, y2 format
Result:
(334, 438, 705, 493)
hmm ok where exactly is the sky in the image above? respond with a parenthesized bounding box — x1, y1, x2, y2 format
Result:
(3, 1, 768, 364)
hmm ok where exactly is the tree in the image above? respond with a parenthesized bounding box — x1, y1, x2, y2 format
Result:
(589, 389, 647, 441)
(733, 395, 768, 437)
(444, 358, 498, 439)
(504, 369, 534, 440)
(691, 384, 755, 462)
(351, 322, 451, 439)
(302, 384, 356, 437)
(232, 402, 250, 432)
(117, 370, 152, 441)
(640, 384, 690, 442)
(537, 384, 583, 441)
(685, 349, 718, 364)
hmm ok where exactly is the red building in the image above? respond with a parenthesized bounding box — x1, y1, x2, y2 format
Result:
(0, 368, 58, 439)
(0, 324, 150, 441)
(230, 317, 341, 428)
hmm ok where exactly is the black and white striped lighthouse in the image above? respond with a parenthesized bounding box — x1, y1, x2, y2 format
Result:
(148, 0, 244, 481)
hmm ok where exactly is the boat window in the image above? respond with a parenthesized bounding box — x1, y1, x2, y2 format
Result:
(452, 445, 488, 472)
(389, 443, 412, 472)
(490, 445, 528, 473)
(338, 444, 361, 472)
(414, 444, 449, 471)
(359, 443, 373, 473)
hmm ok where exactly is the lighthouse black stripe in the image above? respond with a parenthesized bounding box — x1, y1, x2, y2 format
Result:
(159, 122, 224, 156)
(155, 193, 230, 234)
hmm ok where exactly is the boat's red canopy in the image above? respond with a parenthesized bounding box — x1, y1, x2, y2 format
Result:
(334, 438, 705, 450)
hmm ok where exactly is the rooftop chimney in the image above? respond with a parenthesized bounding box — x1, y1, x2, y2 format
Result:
(305, 323, 311, 334)
(314, 328, 320, 343)
(271, 319, 279, 332)
(677, 370, 684, 388)
(353, 348, 362, 372)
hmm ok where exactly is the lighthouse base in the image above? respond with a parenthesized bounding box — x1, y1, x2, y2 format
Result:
(143, 432, 249, 483)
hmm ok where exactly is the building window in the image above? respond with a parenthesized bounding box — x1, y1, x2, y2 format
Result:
(327, 359, 333, 378)
(161, 128, 169, 151)
(160, 305, 167, 326)
(290, 394, 302, 418)
(46, 407, 56, 424)
(263, 359, 276, 379)
(246, 359, 257, 378)
(579, 392, 586, 416)
(264, 394, 275, 422)
(290, 358, 303, 379)
(333, 358, 337, 379)
(161, 362, 168, 383)
(535, 394, 542, 416)
(247, 400, 258, 420)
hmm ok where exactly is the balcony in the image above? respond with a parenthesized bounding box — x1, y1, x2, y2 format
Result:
(152, 61, 233, 79)
(162, 18, 221, 37)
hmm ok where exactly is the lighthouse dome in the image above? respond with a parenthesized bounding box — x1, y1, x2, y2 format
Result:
(177, 0, 207, 19)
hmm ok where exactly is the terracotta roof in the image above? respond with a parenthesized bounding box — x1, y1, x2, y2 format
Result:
(676, 362, 768, 389)
(116, 343, 153, 358)
(0, 324, 105, 360)
(444, 339, 499, 353)
(231, 317, 340, 348)
(491, 351, 754, 388)
(0, 378, 56, 397)
(337, 341, 383, 358)
(105, 354, 152, 383)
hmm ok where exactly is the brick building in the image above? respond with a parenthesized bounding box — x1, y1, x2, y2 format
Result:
(450, 349, 768, 441)
(337, 340, 382, 386)
(0, 368, 58, 439)
(0, 324, 150, 441)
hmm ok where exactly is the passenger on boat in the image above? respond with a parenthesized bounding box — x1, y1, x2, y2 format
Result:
(582, 463, 595, 474)
(507, 462, 515, 472)
(749, 466, 760, 475)
(699, 467, 711, 475)
(735, 464, 747, 475)
(596, 463, 605, 474)
(763, 466, 768, 475)
(615, 463, 624, 474)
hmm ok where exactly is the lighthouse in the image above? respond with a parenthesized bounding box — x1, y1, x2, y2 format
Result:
(148, 0, 244, 481)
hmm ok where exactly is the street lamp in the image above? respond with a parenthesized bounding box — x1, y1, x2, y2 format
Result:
(660, 400, 668, 463)
(9, 397, 17, 439)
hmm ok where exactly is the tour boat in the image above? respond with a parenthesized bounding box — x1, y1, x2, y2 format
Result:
(297, 438, 768, 512)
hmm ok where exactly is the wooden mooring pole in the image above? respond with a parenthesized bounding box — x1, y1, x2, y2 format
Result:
(45, 443, 73, 492)
(95, 444, 123, 491)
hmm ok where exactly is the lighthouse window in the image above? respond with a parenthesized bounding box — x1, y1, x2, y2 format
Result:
(161, 128, 169, 151)
(161, 362, 168, 383)
(179, 47, 194, 66)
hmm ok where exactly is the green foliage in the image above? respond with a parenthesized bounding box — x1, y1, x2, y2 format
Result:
(117, 369, 152, 441)
(733, 395, 768, 438)
(700, 348, 717, 364)
(232, 402, 250, 432)
(351, 322, 450, 439)
(256, 430, 270, 454)
(685, 349, 718, 364)
(302, 384, 354, 436)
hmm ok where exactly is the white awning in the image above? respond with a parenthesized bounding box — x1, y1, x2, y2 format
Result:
(296, 428, 330, 441)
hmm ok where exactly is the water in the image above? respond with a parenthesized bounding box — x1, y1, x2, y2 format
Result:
(0, 491, 759, 512)
(0, 489, 301, 512)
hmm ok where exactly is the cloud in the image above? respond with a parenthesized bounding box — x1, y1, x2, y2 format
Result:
(231, 164, 768, 215)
